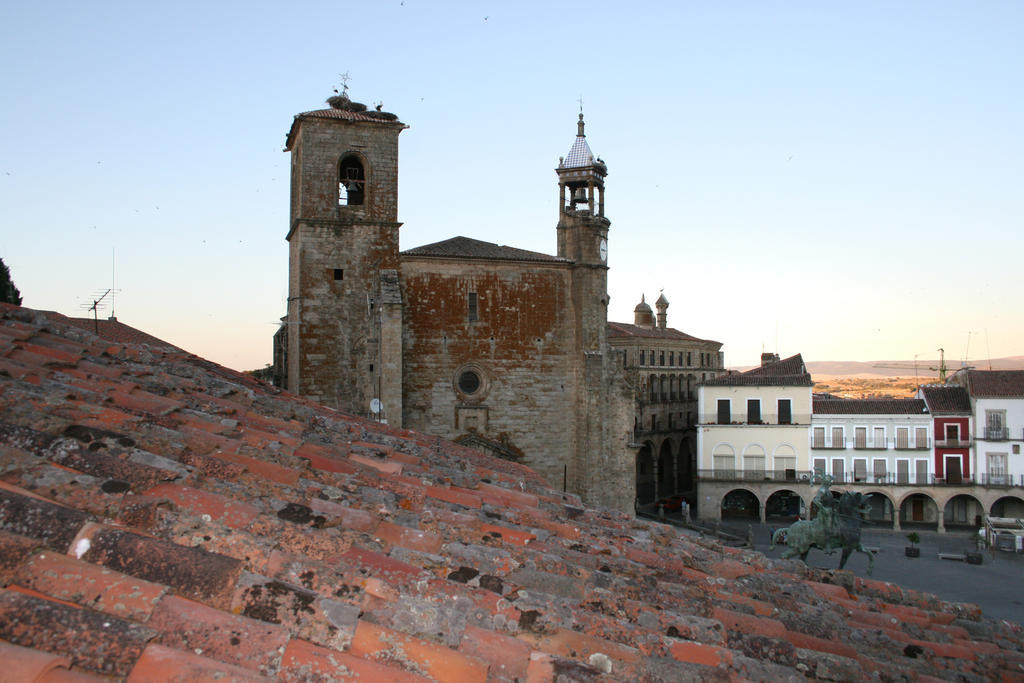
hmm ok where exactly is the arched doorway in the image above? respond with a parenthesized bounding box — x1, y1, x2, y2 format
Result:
(658, 440, 674, 499)
(944, 493, 984, 529)
(677, 439, 694, 493)
(900, 493, 939, 530)
(722, 489, 760, 520)
(765, 489, 803, 521)
(636, 443, 655, 505)
(863, 492, 895, 528)
(991, 496, 1024, 518)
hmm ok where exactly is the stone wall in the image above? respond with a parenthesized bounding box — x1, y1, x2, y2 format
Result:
(400, 257, 579, 490)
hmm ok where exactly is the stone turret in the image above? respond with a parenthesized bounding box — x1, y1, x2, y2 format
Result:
(655, 292, 668, 329)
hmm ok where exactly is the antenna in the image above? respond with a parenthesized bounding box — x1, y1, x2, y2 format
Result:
(80, 289, 111, 334)
(985, 329, 992, 370)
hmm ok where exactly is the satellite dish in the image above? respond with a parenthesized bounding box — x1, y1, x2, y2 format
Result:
(370, 398, 382, 414)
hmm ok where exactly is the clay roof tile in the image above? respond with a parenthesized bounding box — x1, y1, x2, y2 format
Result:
(1, 305, 1022, 678)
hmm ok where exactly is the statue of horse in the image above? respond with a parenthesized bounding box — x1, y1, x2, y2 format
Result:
(770, 480, 875, 575)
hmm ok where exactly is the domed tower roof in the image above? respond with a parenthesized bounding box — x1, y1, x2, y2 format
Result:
(634, 295, 655, 328)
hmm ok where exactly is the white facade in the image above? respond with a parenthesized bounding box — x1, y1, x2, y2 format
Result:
(697, 355, 813, 482)
(972, 396, 1024, 483)
(810, 401, 932, 486)
(949, 369, 1024, 486)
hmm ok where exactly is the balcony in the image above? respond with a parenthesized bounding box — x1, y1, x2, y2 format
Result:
(697, 470, 1024, 488)
(985, 427, 1009, 441)
(935, 437, 972, 448)
(894, 438, 930, 451)
(701, 412, 811, 426)
(852, 439, 888, 450)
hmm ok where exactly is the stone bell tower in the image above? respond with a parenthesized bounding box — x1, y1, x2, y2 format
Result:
(556, 113, 610, 352)
(283, 90, 406, 423)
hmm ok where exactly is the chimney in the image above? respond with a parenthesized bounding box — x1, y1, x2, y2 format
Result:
(761, 352, 780, 366)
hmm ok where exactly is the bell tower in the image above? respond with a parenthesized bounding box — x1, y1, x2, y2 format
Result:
(556, 113, 610, 351)
(283, 90, 407, 423)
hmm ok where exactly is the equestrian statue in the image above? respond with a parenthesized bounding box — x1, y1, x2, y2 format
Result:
(770, 474, 876, 574)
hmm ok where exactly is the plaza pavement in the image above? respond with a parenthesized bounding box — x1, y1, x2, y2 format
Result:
(712, 519, 1024, 625)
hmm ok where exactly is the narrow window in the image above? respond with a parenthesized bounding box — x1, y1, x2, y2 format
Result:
(831, 426, 844, 448)
(813, 426, 825, 448)
(659, 351, 665, 366)
(873, 426, 886, 448)
(468, 292, 478, 322)
(669, 351, 674, 365)
(717, 399, 730, 425)
(747, 399, 761, 424)
(686, 352, 692, 366)
(777, 399, 792, 425)
(333, 268, 344, 281)
(896, 427, 909, 449)
(945, 423, 958, 444)
(639, 350, 645, 365)
(854, 459, 867, 482)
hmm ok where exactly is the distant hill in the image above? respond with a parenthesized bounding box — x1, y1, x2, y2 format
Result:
(732, 356, 1024, 378)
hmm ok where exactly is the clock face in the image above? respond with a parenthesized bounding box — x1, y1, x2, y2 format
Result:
(599, 238, 608, 262)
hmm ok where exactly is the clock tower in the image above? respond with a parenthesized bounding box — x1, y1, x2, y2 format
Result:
(556, 113, 610, 351)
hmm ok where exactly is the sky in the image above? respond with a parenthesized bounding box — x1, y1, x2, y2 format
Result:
(2, 2, 1021, 372)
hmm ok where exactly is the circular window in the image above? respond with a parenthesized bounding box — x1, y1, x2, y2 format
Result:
(458, 370, 481, 395)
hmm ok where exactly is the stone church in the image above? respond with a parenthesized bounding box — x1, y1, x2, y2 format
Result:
(274, 92, 635, 512)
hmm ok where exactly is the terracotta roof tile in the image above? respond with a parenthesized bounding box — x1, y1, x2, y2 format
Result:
(962, 369, 1024, 397)
(402, 236, 570, 264)
(350, 619, 489, 682)
(127, 643, 270, 682)
(813, 397, 928, 415)
(16, 551, 167, 621)
(1, 305, 1023, 678)
(0, 484, 92, 551)
(281, 637, 429, 682)
(0, 640, 73, 681)
(919, 384, 972, 414)
(78, 525, 244, 610)
(141, 482, 260, 529)
(705, 352, 813, 386)
(0, 588, 158, 677)
(607, 321, 719, 344)
(147, 594, 289, 674)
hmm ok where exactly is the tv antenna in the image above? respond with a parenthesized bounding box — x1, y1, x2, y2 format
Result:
(80, 289, 111, 334)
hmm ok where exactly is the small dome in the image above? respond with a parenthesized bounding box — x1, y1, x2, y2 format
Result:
(634, 295, 655, 327)
(655, 293, 669, 307)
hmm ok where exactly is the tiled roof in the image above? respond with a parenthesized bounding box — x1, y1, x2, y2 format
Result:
(704, 353, 814, 387)
(964, 370, 1024, 398)
(63, 316, 182, 350)
(564, 134, 595, 168)
(1, 302, 1023, 680)
(813, 398, 929, 415)
(919, 385, 972, 414)
(284, 101, 404, 151)
(402, 236, 570, 263)
(607, 321, 718, 345)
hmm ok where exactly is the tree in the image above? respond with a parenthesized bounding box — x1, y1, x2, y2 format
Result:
(1, 258, 22, 305)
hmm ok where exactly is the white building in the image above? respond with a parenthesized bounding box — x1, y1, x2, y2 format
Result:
(810, 397, 932, 486)
(948, 369, 1024, 488)
(696, 353, 813, 519)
